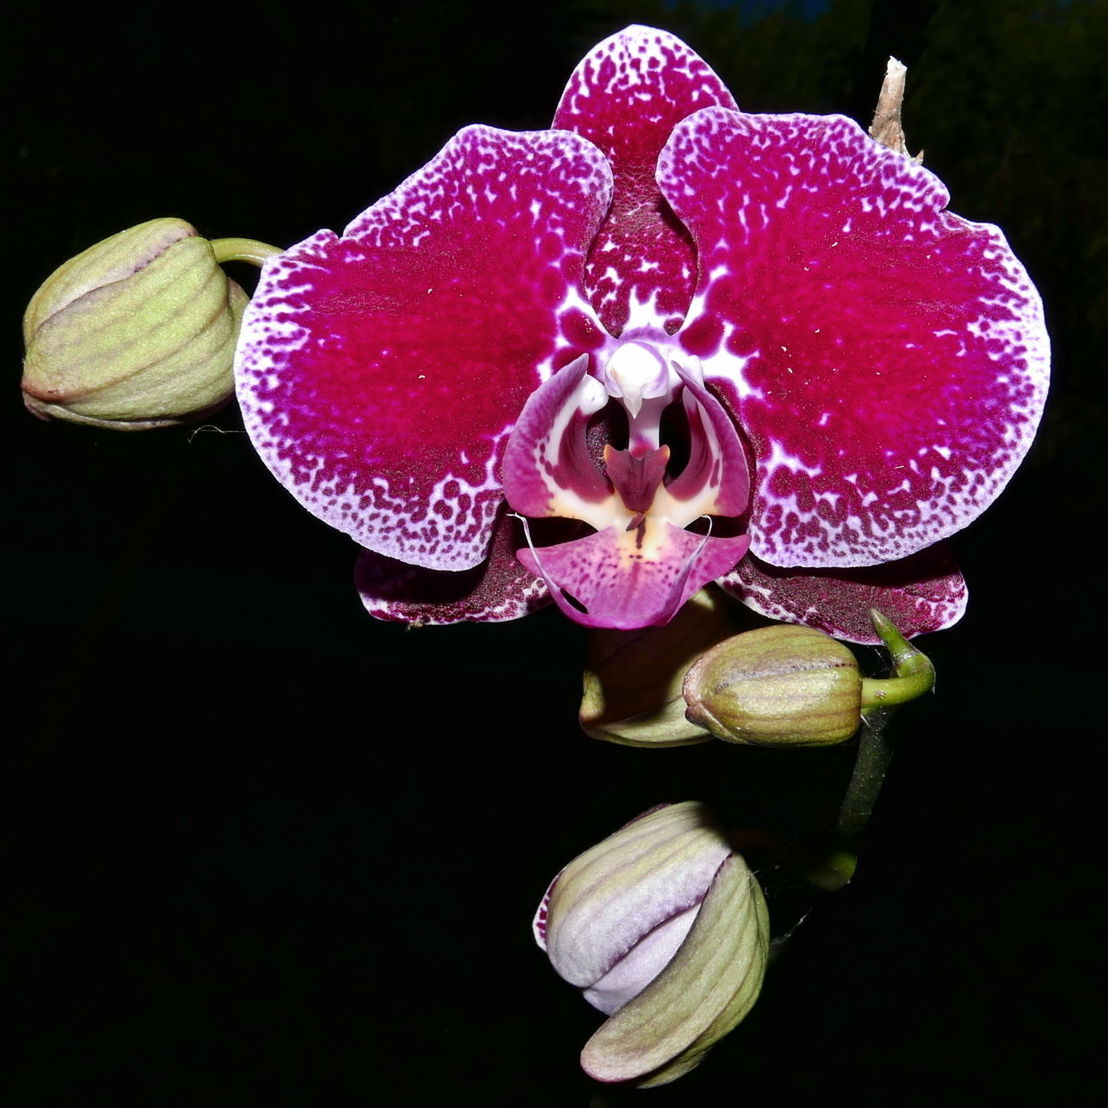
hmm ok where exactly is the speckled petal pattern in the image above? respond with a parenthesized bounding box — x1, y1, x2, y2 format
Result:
(664, 109, 1049, 569)
(718, 544, 968, 643)
(355, 511, 548, 624)
(236, 125, 612, 571)
(554, 26, 737, 335)
(235, 25, 1049, 636)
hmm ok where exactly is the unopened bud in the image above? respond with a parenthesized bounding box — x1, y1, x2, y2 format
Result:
(579, 588, 742, 746)
(535, 802, 768, 1086)
(683, 624, 863, 746)
(21, 218, 264, 429)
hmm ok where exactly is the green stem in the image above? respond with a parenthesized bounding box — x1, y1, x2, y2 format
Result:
(802, 714, 892, 892)
(860, 669, 933, 708)
(860, 608, 935, 709)
(803, 610, 933, 892)
(211, 237, 282, 266)
(836, 711, 895, 845)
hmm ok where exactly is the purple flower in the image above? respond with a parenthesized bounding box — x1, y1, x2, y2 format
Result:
(235, 26, 1048, 639)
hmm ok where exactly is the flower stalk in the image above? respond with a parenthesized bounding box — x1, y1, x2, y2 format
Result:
(859, 608, 937, 709)
(804, 610, 934, 891)
(210, 237, 283, 266)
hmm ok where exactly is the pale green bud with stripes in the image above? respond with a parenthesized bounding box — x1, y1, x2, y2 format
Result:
(533, 801, 769, 1087)
(22, 218, 249, 429)
(683, 623, 865, 746)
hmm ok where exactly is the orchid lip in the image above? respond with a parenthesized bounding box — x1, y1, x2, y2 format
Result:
(502, 341, 753, 628)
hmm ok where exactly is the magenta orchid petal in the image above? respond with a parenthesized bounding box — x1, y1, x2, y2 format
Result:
(553, 26, 737, 335)
(718, 544, 968, 643)
(662, 108, 1049, 569)
(236, 124, 613, 571)
(356, 511, 549, 625)
(517, 521, 750, 630)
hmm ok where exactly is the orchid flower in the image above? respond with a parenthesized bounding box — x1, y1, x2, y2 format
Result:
(235, 26, 1048, 640)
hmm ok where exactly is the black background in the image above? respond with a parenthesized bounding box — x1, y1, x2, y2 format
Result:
(8, 1, 1103, 1104)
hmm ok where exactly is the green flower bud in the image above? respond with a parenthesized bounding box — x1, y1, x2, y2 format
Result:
(21, 218, 249, 429)
(683, 624, 863, 747)
(579, 588, 742, 747)
(535, 802, 769, 1087)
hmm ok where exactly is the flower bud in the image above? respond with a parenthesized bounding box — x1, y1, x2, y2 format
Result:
(579, 588, 741, 747)
(22, 218, 249, 429)
(683, 624, 862, 746)
(534, 802, 768, 1087)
